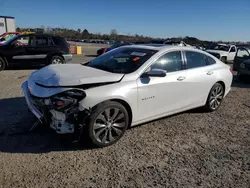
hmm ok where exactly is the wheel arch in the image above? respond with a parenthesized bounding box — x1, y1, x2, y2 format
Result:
(220, 56, 227, 62)
(0, 53, 8, 66)
(47, 53, 64, 64)
(204, 80, 226, 105)
(110, 99, 133, 127)
(216, 81, 226, 92)
(82, 97, 133, 127)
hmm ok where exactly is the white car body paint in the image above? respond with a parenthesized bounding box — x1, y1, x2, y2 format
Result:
(23, 45, 233, 128)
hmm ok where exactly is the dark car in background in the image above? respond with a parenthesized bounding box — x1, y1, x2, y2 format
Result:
(96, 41, 133, 56)
(233, 45, 250, 78)
(0, 34, 72, 71)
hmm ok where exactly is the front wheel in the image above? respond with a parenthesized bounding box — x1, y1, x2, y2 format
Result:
(86, 101, 129, 148)
(221, 56, 227, 63)
(50, 55, 65, 64)
(204, 83, 225, 112)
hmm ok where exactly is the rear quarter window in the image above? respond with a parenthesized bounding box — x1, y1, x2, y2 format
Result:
(205, 55, 216, 65)
(185, 51, 207, 69)
(52, 37, 68, 46)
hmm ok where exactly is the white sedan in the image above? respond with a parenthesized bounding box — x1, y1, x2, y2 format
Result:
(21, 44, 233, 147)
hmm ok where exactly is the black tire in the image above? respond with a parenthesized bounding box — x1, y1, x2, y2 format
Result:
(50, 55, 65, 64)
(221, 56, 227, 63)
(97, 50, 103, 56)
(204, 83, 225, 112)
(86, 101, 129, 148)
(0, 57, 7, 71)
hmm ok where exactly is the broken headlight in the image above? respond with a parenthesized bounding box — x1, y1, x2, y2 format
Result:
(46, 90, 86, 111)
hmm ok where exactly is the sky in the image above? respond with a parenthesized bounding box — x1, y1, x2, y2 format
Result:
(1, 0, 250, 41)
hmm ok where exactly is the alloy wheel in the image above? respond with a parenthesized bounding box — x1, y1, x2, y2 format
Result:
(209, 85, 224, 110)
(52, 58, 63, 64)
(93, 107, 126, 144)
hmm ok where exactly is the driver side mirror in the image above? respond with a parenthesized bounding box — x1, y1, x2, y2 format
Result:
(142, 69, 167, 77)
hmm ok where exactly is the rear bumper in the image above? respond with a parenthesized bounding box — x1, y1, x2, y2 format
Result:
(238, 68, 250, 75)
(21, 81, 43, 121)
(63, 54, 73, 63)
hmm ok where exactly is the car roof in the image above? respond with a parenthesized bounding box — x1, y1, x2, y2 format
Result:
(217, 43, 230, 46)
(122, 44, 196, 51)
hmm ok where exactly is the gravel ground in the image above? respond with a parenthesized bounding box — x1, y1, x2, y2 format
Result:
(0, 50, 250, 188)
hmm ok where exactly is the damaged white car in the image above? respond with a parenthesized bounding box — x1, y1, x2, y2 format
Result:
(22, 44, 233, 147)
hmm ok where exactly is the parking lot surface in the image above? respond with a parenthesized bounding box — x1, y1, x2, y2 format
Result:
(0, 47, 250, 188)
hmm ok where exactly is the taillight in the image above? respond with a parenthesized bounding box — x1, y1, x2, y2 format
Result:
(229, 67, 233, 73)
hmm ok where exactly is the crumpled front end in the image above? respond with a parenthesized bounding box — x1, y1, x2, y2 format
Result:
(21, 80, 87, 134)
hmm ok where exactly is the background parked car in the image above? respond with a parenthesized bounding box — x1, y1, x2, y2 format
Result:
(233, 45, 250, 79)
(0, 34, 72, 71)
(206, 43, 237, 63)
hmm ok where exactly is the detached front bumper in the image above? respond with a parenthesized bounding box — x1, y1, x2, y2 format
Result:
(21, 81, 43, 122)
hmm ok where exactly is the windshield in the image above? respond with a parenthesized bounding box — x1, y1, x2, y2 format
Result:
(1, 34, 18, 42)
(87, 47, 157, 74)
(3, 35, 21, 45)
(209, 44, 230, 51)
(110, 43, 120, 48)
(110, 43, 125, 48)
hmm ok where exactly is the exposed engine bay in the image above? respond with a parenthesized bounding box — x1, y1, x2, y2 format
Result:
(30, 89, 88, 134)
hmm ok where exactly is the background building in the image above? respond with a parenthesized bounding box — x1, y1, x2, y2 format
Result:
(0, 16, 16, 35)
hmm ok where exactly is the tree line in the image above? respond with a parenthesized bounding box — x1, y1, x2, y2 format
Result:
(16, 26, 248, 47)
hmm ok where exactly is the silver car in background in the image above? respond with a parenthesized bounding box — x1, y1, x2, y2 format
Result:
(22, 44, 233, 147)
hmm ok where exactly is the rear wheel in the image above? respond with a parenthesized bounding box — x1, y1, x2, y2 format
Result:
(50, 55, 65, 64)
(0, 57, 7, 71)
(204, 83, 225, 112)
(86, 101, 129, 148)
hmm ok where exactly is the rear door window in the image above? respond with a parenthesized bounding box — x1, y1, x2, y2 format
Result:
(229, 46, 236, 52)
(35, 36, 49, 46)
(185, 51, 207, 69)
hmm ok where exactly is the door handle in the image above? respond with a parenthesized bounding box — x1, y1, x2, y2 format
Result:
(177, 76, 185, 81)
(207, 71, 214, 75)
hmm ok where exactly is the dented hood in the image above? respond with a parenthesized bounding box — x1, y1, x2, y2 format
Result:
(30, 64, 124, 87)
